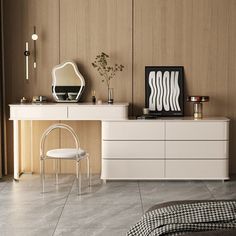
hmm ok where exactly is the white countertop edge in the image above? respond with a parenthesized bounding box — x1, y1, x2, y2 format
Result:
(103, 117, 230, 122)
(9, 102, 129, 107)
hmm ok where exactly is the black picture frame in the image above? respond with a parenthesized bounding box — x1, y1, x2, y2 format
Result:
(145, 66, 184, 116)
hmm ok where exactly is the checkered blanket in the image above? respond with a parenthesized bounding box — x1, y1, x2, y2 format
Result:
(127, 201, 236, 236)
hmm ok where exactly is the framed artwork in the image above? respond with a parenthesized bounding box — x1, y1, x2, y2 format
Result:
(145, 66, 184, 116)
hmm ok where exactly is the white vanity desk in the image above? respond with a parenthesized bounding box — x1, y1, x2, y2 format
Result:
(9, 103, 129, 180)
(9, 103, 229, 181)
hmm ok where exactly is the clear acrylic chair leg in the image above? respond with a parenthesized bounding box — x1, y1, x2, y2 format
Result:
(40, 158, 45, 193)
(55, 159, 59, 185)
(76, 160, 81, 195)
(86, 155, 91, 186)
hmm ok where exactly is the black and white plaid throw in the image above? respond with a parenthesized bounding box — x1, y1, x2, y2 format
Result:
(127, 201, 236, 236)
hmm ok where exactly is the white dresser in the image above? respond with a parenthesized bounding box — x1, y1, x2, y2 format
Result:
(101, 117, 229, 180)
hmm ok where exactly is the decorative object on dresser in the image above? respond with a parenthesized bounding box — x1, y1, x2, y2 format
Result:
(52, 61, 85, 103)
(102, 118, 229, 181)
(145, 66, 184, 116)
(91, 90, 96, 104)
(32, 95, 47, 103)
(20, 97, 28, 104)
(137, 107, 158, 119)
(91, 52, 124, 104)
(187, 96, 210, 119)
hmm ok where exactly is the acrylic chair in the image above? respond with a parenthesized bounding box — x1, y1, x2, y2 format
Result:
(40, 123, 90, 194)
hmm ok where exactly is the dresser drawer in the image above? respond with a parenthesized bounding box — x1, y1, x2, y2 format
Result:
(101, 160, 165, 179)
(166, 121, 228, 140)
(166, 160, 229, 179)
(166, 141, 228, 159)
(102, 121, 165, 140)
(68, 105, 128, 120)
(102, 141, 165, 159)
(10, 106, 67, 120)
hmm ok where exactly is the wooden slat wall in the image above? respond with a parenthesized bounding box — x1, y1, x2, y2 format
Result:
(133, 0, 236, 172)
(133, 0, 229, 116)
(60, 0, 133, 104)
(57, 0, 133, 174)
(3, 0, 236, 174)
(3, 0, 60, 173)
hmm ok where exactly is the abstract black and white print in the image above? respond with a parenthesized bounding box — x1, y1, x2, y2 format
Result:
(145, 66, 184, 116)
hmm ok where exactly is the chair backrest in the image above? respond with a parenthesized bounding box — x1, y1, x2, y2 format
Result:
(40, 123, 80, 158)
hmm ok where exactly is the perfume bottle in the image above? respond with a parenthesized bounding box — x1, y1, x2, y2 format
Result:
(92, 90, 96, 104)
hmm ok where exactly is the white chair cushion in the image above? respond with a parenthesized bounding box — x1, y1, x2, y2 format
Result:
(46, 148, 86, 159)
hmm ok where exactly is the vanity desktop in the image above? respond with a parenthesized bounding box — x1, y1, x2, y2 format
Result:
(9, 103, 229, 181)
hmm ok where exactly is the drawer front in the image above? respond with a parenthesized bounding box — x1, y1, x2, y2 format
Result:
(102, 141, 164, 159)
(101, 160, 164, 179)
(166, 160, 229, 179)
(102, 121, 165, 140)
(10, 106, 67, 120)
(166, 141, 228, 159)
(166, 121, 228, 140)
(68, 106, 128, 120)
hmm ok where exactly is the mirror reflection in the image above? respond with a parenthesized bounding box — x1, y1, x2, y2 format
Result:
(52, 61, 85, 102)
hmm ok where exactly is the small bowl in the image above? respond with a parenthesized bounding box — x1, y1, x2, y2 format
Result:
(56, 93, 67, 100)
(68, 93, 78, 100)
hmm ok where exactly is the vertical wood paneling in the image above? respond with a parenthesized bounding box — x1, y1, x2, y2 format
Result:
(133, 0, 230, 117)
(3, 0, 236, 174)
(3, 0, 60, 173)
(60, 0, 133, 103)
(59, 0, 132, 174)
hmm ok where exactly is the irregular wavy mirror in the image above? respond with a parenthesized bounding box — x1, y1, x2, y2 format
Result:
(52, 61, 85, 102)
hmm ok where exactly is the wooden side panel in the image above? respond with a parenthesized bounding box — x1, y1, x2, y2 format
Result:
(20, 121, 31, 173)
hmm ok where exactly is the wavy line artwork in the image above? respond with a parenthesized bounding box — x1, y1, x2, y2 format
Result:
(148, 70, 181, 112)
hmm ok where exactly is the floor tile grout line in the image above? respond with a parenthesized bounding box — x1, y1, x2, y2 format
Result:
(137, 181, 144, 214)
(52, 176, 76, 236)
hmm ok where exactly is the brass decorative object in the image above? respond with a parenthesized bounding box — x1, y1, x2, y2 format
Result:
(187, 96, 210, 119)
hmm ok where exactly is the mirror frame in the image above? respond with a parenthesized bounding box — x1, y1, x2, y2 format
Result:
(52, 61, 85, 102)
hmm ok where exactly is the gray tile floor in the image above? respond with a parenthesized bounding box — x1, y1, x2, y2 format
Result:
(0, 174, 235, 236)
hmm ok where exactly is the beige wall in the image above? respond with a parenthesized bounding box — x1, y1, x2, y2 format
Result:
(3, 0, 236, 174)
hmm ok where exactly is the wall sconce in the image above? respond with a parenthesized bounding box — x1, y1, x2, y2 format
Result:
(31, 26, 38, 68)
(24, 26, 38, 80)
